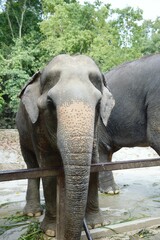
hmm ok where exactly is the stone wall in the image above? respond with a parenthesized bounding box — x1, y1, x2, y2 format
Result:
(0, 129, 158, 170)
(0, 129, 25, 170)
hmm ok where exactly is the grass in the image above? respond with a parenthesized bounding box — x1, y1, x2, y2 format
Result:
(0, 212, 45, 239)
(132, 228, 154, 238)
(0, 212, 31, 235)
(18, 222, 44, 240)
(4, 212, 32, 223)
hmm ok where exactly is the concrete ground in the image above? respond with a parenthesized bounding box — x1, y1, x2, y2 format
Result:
(0, 130, 160, 239)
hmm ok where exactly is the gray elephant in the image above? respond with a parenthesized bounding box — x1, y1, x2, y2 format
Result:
(16, 54, 114, 239)
(98, 53, 160, 194)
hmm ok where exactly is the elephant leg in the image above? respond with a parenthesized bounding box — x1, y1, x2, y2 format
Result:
(98, 143, 119, 194)
(86, 140, 105, 228)
(24, 179, 42, 216)
(41, 176, 56, 237)
(99, 170, 119, 194)
(21, 146, 42, 216)
(85, 172, 104, 228)
(147, 110, 160, 156)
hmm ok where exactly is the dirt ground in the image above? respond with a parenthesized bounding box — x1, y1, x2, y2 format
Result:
(0, 129, 160, 239)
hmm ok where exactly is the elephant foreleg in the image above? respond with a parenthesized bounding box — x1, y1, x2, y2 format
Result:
(24, 178, 42, 216)
(99, 170, 119, 194)
(21, 147, 42, 216)
(41, 176, 57, 237)
(85, 172, 104, 228)
(85, 140, 104, 228)
(98, 143, 119, 194)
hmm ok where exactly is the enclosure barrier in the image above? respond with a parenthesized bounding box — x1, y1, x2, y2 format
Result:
(0, 158, 160, 239)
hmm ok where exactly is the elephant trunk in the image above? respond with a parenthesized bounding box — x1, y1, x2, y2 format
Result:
(57, 101, 95, 240)
(63, 158, 91, 239)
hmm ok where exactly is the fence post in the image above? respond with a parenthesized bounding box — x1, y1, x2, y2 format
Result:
(56, 173, 65, 240)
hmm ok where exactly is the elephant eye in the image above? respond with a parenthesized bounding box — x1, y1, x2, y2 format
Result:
(47, 96, 56, 110)
(89, 72, 102, 91)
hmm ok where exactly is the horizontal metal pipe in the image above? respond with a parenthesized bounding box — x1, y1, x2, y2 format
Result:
(0, 158, 160, 182)
(0, 167, 62, 182)
(91, 158, 160, 172)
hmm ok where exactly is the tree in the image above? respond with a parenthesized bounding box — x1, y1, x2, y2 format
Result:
(40, 1, 145, 71)
(0, 0, 42, 46)
(0, 0, 43, 127)
(0, 0, 159, 128)
(141, 17, 160, 54)
(40, 2, 98, 57)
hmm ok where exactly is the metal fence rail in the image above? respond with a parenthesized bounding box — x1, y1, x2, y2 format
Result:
(0, 157, 160, 239)
(0, 158, 160, 182)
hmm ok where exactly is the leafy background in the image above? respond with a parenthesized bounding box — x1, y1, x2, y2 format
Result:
(0, 0, 160, 128)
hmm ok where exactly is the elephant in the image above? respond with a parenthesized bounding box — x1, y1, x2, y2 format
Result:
(98, 53, 160, 194)
(16, 54, 115, 239)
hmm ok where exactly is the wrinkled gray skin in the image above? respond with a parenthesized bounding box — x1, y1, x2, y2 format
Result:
(98, 54, 160, 194)
(16, 54, 114, 240)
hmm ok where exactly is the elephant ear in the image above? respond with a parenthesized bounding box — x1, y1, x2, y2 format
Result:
(19, 71, 41, 124)
(100, 75, 115, 126)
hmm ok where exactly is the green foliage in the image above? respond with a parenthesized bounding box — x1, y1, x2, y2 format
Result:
(4, 212, 32, 223)
(40, 2, 145, 71)
(111, 7, 143, 47)
(133, 228, 154, 238)
(141, 17, 160, 54)
(0, 212, 43, 239)
(0, 78, 5, 112)
(0, 40, 31, 109)
(40, 2, 98, 57)
(0, 212, 32, 236)
(18, 222, 43, 240)
(0, 0, 42, 45)
(0, 0, 160, 127)
(0, 35, 42, 128)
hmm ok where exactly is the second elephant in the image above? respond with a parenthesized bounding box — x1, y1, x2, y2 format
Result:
(98, 53, 160, 194)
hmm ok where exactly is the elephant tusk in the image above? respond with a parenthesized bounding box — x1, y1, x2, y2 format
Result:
(83, 218, 93, 240)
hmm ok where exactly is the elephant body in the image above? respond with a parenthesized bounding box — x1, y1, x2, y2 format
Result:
(16, 54, 114, 239)
(98, 53, 160, 193)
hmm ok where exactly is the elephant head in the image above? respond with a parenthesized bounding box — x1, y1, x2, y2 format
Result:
(19, 54, 114, 239)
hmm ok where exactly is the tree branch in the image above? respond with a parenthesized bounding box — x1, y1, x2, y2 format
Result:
(5, 1, 16, 39)
(19, 0, 27, 38)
